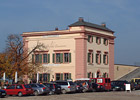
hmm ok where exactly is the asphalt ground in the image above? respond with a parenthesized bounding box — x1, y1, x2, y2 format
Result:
(1, 90, 140, 100)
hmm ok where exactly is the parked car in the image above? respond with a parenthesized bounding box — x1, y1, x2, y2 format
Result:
(75, 78, 93, 92)
(43, 83, 61, 94)
(131, 82, 140, 90)
(131, 78, 140, 90)
(91, 82, 101, 92)
(54, 81, 76, 94)
(111, 80, 129, 91)
(0, 89, 6, 98)
(74, 82, 84, 93)
(29, 83, 50, 96)
(90, 78, 111, 91)
(4, 84, 33, 96)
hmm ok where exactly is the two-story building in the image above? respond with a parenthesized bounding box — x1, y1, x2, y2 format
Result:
(22, 18, 115, 82)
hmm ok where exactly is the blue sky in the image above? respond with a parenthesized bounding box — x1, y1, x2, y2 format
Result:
(0, 0, 140, 65)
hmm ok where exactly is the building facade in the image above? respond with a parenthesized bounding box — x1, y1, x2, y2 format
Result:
(22, 18, 115, 82)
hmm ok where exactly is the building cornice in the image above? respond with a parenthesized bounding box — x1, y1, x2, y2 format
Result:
(21, 29, 115, 39)
(85, 30, 116, 39)
(21, 30, 85, 37)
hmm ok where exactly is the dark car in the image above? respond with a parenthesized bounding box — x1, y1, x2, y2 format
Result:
(0, 89, 6, 98)
(43, 83, 61, 94)
(111, 80, 129, 91)
(130, 82, 140, 90)
(91, 83, 100, 92)
(74, 82, 84, 93)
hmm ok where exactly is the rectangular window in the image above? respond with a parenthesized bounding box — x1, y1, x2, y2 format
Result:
(53, 52, 71, 63)
(33, 53, 50, 64)
(92, 73, 94, 78)
(96, 37, 101, 44)
(103, 54, 108, 65)
(32, 54, 34, 63)
(56, 73, 61, 81)
(64, 53, 69, 63)
(43, 73, 50, 82)
(43, 54, 47, 63)
(96, 52, 101, 64)
(35, 54, 39, 63)
(56, 73, 71, 81)
(39, 54, 42, 63)
(56, 53, 61, 63)
(8, 85, 15, 89)
(97, 79, 103, 83)
(39, 73, 50, 82)
(88, 35, 93, 43)
(43, 73, 48, 82)
(64, 73, 69, 81)
(88, 52, 93, 64)
(39, 74, 43, 82)
(16, 85, 23, 89)
(87, 72, 91, 78)
(103, 38, 108, 46)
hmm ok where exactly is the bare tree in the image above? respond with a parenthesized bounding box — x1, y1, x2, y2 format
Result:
(0, 34, 45, 80)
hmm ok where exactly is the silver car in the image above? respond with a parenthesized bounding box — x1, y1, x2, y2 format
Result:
(55, 81, 76, 94)
(29, 83, 50, 96)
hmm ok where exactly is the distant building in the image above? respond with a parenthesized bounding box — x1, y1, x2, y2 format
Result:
(22, 18, 115, 82)
(114, 64, 140, 81)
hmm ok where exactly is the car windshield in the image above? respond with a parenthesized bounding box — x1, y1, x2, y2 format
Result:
(111, 81, 128, 85)
(69, 82, 74, 85)
(55, 84, 60, 87)
(50, 84, 54, 88)
(97, 79, 103, 83)
(24, 85, 31, 88)
(56, 82, 68, 85)
(38, 84, 45, 87)
(43, 83, 50, 87)
(75, 82, 81, 85)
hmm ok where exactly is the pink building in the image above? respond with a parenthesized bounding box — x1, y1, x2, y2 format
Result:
(22, 18, 115, 82)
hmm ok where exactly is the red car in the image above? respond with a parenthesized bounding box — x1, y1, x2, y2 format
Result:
(4, 84, 33, 96)
(90, 78, 111, 91)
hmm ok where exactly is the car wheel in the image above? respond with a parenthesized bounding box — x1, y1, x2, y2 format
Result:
(120, 88, 124, 91)
(34, 91, 39, 96)
(1, 95, 5, 98)
(18, 92, 23, 97)
(112, 88, 116, 91)
(61, 89, 66, 94)
(49, 91, 54, 95)
(92, 89, 96, 92)
(107, 89, 110, 92)
(82, 89, 86, 93)
(132, 88, 135, 91)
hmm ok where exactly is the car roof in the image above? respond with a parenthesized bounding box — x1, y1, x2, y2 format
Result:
(54, 81, 68, 82)
(111, 80, 128, 82)
(76, 78, 90, 81)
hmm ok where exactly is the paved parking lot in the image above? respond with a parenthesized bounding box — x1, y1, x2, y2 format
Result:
(2, 90, 140, 100)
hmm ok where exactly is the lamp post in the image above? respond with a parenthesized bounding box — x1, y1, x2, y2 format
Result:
(37, 73, 39, 83)
(3, 72, 6, 82)
(15, 71, 18, 83)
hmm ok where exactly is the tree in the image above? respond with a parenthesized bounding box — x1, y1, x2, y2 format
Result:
(0, 34, 45, 80)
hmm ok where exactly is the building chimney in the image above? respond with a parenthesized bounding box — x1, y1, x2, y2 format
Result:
(101, 22, 106, 27)
(79, 17, 84, 22)
(55, 27, 58, 31)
